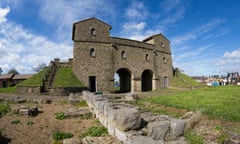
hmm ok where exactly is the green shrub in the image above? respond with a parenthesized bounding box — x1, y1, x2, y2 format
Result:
(185, 132, 205, 144)
(0, 102, 11, 117)
(52, 131, 73, 141)
(80, 112, 92, 119)
(11, 119, 20, 124)
(54, 112, 65, 120)
(74, 100, 88, 107)
(27, 121, 34, 126)
(81, 126, 108, 137)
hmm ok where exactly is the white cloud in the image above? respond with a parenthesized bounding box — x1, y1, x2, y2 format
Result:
(125, 1, 148, 19)
(0, 6, 10, 23)
(0, 6, 72, 74)
(123, 22, 146, 31)
(38, 0, 114, 41)
(223, 48, 240, 59)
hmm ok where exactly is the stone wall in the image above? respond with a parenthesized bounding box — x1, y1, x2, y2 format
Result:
(16, 86, 42, 95)
(73, 18, 173, 92)
(48, 87, 88, 96)
(82, 91, 187, 144)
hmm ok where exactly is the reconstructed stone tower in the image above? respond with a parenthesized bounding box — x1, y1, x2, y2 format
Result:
(72, 17, 173, 92)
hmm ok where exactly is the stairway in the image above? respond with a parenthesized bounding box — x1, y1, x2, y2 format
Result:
(41, 61, 58, 92)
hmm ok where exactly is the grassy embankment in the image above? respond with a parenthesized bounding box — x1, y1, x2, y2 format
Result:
(52, 67, 84, 87)
(136, 73, 240, 122)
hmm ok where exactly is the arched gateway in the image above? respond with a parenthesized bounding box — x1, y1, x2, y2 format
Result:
(72, 17, 173, 92)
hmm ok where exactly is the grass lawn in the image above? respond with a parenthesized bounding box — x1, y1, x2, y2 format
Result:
(0, 86, 16, 93)
(18, 69, 45, 86)
(143, 86, 240, 122)
(52, 67, 84, 87)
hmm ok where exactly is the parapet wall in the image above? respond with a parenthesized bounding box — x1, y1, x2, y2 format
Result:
(82, 91, 188, 144)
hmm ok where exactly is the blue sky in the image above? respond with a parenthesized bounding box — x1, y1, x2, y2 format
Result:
(0, 0, 240, 76)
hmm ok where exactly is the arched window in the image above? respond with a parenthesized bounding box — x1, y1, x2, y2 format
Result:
(90, 48, 96, 57)
(121, 51, 126, 59)
(91, 28, 96, 36)
(163, 56, 167, 63)
(146, 54, 150, 61)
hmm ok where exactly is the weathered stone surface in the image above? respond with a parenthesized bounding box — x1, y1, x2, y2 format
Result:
(183, 111, 202, 132)
(63, 138, 81, 144)
(115, 107, 141, 132)
(224, 139, 240, 144)
(125, 93, 139, 101)
(224, 131, 240, 144)
(64, 107, 90, 118)
(82, 136, 121, 144)
(127, 136, 164, 144)
(33, 98, 52, 104)
(68, 93, 83, 105)
(166, 137, 187, 144)
(13, 105, 38, 116)
(14, 97, 27, 103)
(147, 120, 170, 140)
(169, 118, 186, 137)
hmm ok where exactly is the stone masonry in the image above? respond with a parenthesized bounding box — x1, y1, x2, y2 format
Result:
(72, 17, 173, 93)
(82, 91, 188, 144)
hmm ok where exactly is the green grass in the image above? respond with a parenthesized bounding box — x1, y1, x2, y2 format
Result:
(185, 132, 205, 144)
(74, 100, 88, 107)
(18, 69, 45, 86)
(54, 112, 66, 120)
(11, 119, 20, 124)
(0, 102, 11, 117)
(0, 86, 16, 93)
(81, 126, 108, 137)
(171, 73, 204, 88)
(52, 131, 73, 141)
(52, 67, 84, 87)
(145, 86, 240, 121)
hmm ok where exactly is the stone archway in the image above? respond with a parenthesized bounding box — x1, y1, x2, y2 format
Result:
(141, 69, 153, 91)
(116, 68, 131, 93)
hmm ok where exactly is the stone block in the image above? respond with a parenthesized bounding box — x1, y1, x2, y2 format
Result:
(169, 118, 186, 137)
(127, 136, 164, 144)
(63, 138, 81, 144)
(147, 120, 170, 140)
(183, 111, 202, 132)
(115, 107, 141, 132)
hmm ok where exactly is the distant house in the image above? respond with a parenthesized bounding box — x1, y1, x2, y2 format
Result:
(12, 74, 32, 85)
(0, 74, 15, 88)
(0, 74, 32, 88)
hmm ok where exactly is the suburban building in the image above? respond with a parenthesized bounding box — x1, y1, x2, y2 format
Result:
(72, 17, 173, 93)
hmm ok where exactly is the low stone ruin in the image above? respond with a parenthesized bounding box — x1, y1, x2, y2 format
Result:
(81, 91, 202, 144)
(12, 105, 39, 116)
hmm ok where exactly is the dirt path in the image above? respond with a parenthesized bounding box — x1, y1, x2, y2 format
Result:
(0, 101, 104, 144)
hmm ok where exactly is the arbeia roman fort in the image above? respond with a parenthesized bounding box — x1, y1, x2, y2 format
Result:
(72, 17, 173, 93)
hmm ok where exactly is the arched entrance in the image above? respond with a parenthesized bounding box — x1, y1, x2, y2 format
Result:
(141, 70, 153, 91)
(116, 68, 131, 92)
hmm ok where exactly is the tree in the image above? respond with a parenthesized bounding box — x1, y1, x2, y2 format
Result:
(0, 67, 2, 75)
(8, 68, 19, 75)
(33, 63, 47, 72)
(173, 67, 181, 77)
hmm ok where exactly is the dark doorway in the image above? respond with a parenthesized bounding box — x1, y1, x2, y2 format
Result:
(89, 76, 96, 92)
(163, 76, 168, 88)
(141, 70, 153, 91)
(116, 68, 131, 93)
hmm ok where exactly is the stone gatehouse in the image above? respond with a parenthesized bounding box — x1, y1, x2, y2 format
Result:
(72, 17, 173, 93)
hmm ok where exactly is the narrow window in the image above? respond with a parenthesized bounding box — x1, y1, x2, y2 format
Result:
(161, 42, 165, 47)
(146, 54, 150, 61)
(163, 56, 167, 63)
(90, 48, 96, 57)
(91, 28, 96, 36)
(121, 51, 126, 59)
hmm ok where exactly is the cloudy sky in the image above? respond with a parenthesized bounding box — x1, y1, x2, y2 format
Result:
(0, 0, 240, 76)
